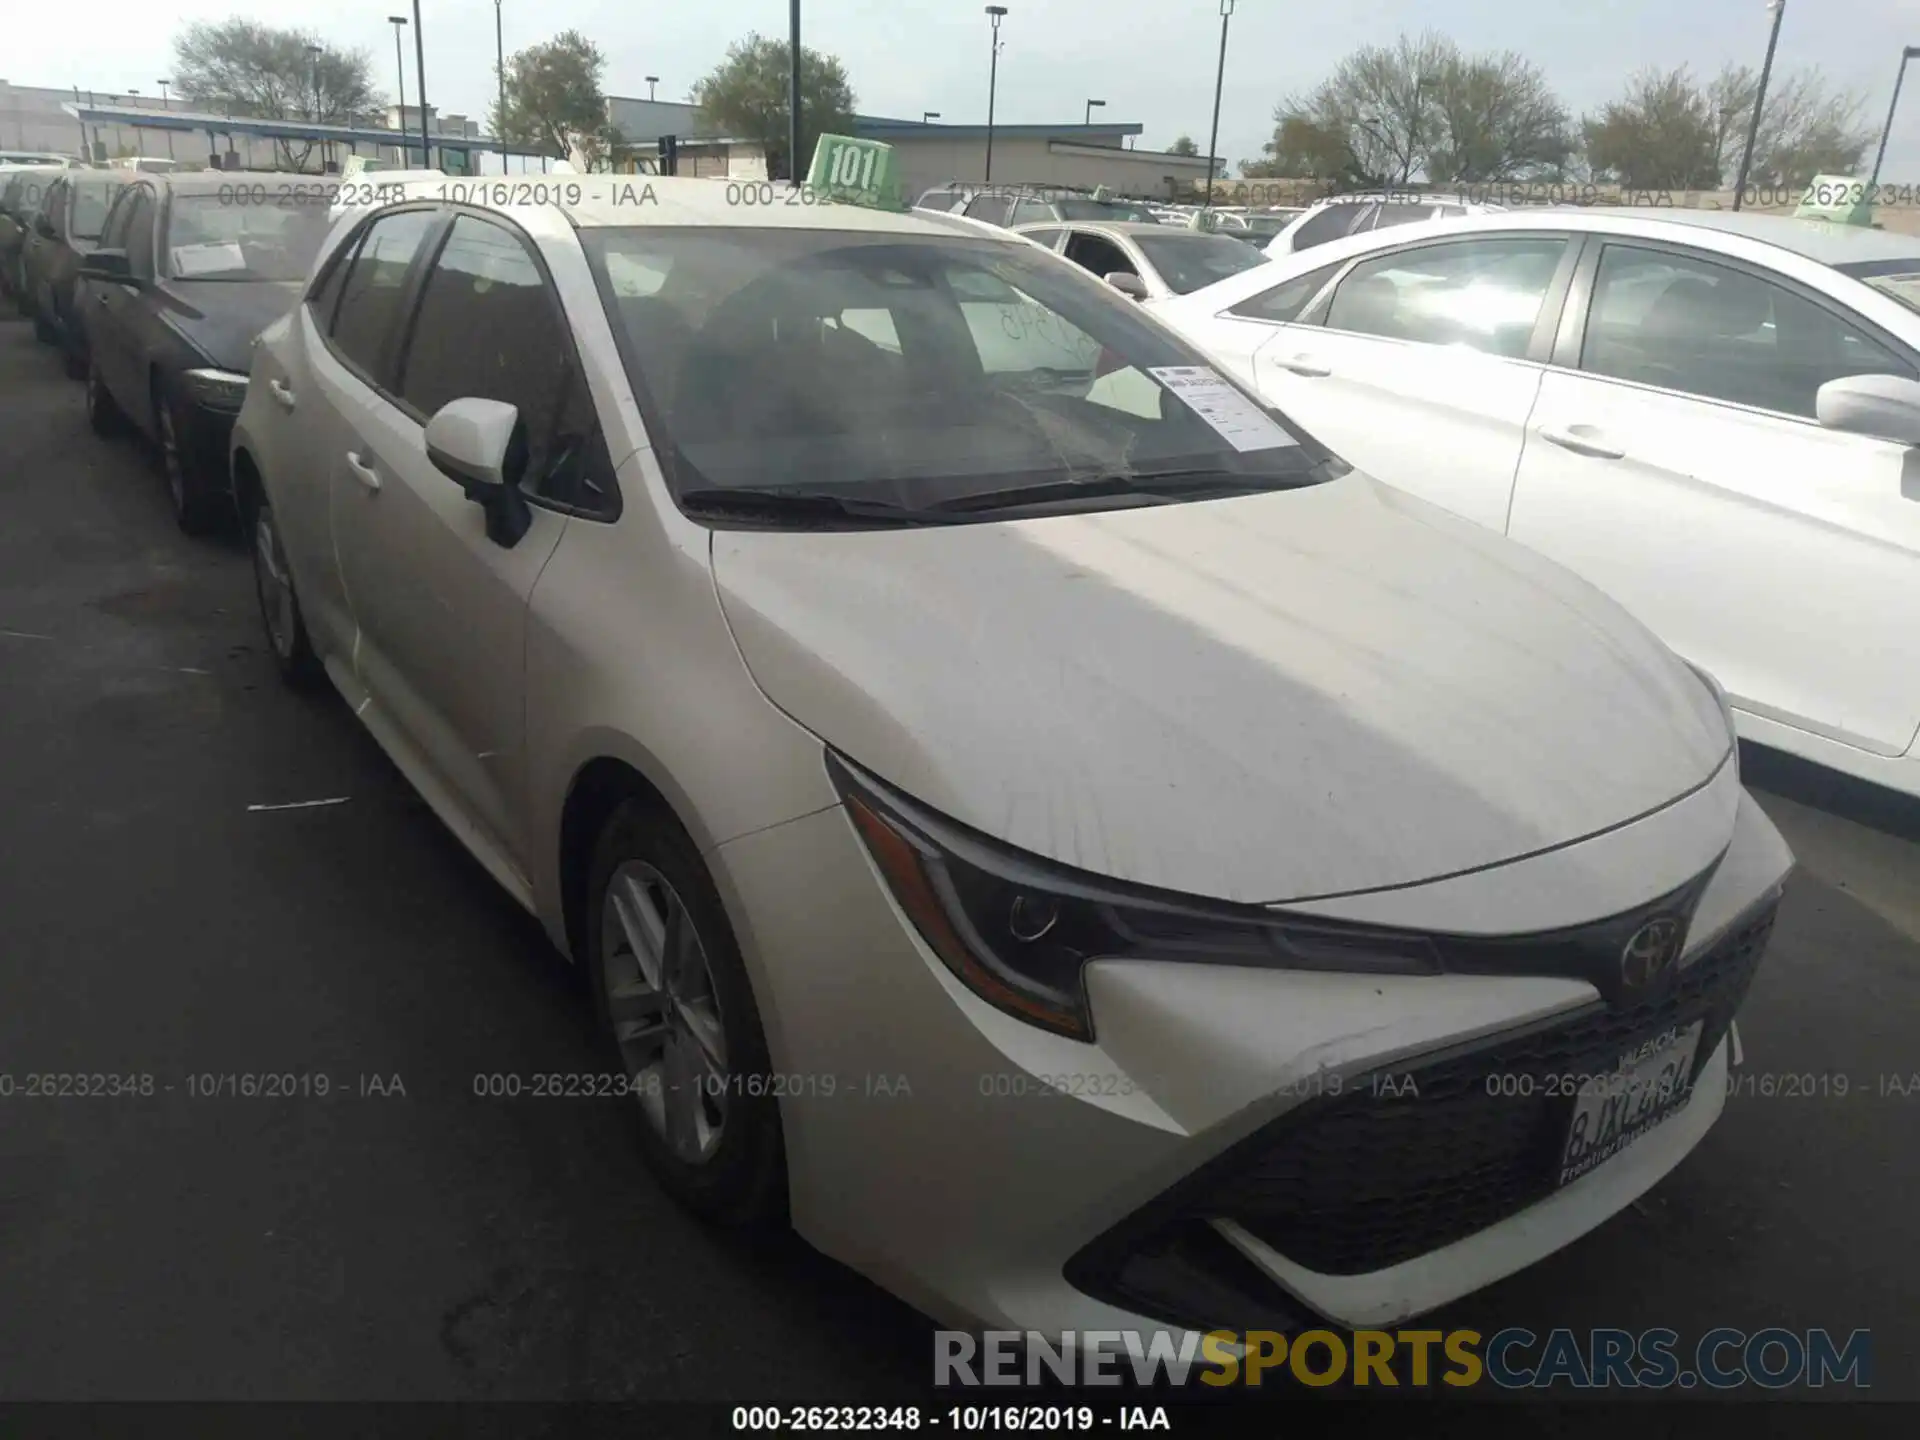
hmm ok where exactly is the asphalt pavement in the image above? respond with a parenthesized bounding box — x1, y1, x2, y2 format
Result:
(1, 311, 1915, 1405)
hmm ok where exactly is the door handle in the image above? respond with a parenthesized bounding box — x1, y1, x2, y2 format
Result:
(1273, 355, 1331, 377)
(267, 378, 296, 412)
(96, 292, 108, 306)
(1538, 425, 1625, 460)
(344, 451, 382, 492)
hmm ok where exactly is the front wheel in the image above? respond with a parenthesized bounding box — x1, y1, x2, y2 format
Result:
(155, 380, 224, 535)
(587, 800, 787, 1228)
(250, 489, 322, 689)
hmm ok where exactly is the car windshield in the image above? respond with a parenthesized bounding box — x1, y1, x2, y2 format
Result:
(582, 227, 1338, 516)
(1058, 198, 1159, 223)
(68, 182, 124, 240)
(163, 194, 335, 281)
(1133, 231, 1269, 294)
(1836, 258, 1920, 318)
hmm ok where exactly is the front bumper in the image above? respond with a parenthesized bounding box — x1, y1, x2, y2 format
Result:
(708, 780, 1791, 1338)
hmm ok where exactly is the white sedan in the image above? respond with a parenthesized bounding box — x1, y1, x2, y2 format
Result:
(1156, 206, 1920, 800)
(1011, 218, 1267, 305)
(228, 161, 1787, 1341)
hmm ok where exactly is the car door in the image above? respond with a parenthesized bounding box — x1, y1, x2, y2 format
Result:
(282, 206, 444, 665)
(1509, 237, 1920, 758)
(1241, 231, 1577, 531)
(330, 209, 577, 880)
(83, 184, 141, 392)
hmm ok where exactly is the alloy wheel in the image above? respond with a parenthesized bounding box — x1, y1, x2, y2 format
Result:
(253, 505, 297, 662)
(601, 861, 730, 1164)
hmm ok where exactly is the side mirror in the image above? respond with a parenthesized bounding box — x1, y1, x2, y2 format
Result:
(1105, 271, 1149, 301)
(1815, 373, 1920, 446)
(79, 248, 134, 285)
(424, 397, 532, 547)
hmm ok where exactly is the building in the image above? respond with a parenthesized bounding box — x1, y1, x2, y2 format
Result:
(602, 94, 1215, 199)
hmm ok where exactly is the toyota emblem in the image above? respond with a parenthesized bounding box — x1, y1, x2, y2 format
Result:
(1620, 917, 1684, 989)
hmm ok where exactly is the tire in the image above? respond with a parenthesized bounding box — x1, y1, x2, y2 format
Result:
(154, 378, 223, 536)
(248, 486, 323, 689)
(62, 332, 86, 382)
(586, 798, 787, 1228)
(85, 358, 127, 438)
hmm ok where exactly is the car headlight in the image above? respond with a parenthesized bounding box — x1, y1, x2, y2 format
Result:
(828, 751, 1441, 1041)
(181, 367, 249, 411)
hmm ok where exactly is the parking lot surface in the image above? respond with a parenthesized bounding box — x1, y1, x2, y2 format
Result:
(1, 311, 1916, 1402)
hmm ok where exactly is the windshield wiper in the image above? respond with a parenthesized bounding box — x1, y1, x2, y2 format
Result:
(931, 468, 1292, 515)
(678, 486, 942, 526)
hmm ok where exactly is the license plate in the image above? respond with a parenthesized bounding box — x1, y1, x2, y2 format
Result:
(1558, 1020, 1704, 1186)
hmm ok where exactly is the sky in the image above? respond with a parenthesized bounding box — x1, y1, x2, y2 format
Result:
(8, 0, 1920, 180)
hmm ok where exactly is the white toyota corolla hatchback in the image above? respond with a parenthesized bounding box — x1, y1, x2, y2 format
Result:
(230, 151, 1791, 1340)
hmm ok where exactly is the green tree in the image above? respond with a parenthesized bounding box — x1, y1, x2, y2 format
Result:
(1582, 66, 1722, 188)
(1262, 31, 1570, 186)
(1168, 134, 1199, 156)
(172, 19, 380, 171)
(493, 30, 619, 167)
(691, 32, 856, 181)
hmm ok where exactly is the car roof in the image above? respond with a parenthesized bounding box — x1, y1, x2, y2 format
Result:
(555, 178, 986, 238)
(151, 171, 308, 194)
(1013, 219, 1226, 240)
(1549, 205, 1920, 265)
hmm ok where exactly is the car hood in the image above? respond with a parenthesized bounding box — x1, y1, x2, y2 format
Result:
(709, 474, 1733, 906)
(159, 280, 303, 372)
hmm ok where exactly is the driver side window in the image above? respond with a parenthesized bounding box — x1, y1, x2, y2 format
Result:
(1063, 232, 1135, 281)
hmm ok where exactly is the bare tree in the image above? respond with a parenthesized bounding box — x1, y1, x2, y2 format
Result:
(1264, 32, 1569, 188)
(1708, 63, 1872, 187)
(173, 20, 380, 172)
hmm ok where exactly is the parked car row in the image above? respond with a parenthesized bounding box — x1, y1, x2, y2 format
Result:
(11, 140, 1795, 1349)
(1153, 206, 1920, 802)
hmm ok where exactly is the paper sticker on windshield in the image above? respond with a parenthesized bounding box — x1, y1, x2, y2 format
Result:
(172, 241, 246, 278)
(1147, 366, 1296, 451)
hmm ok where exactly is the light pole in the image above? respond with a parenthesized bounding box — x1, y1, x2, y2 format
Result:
(1084, 98, 1105, 126)
(923, 111, 940, 123)
(984, 6, 1008, 183)
(305, 43, 325, 170)
(1402, 71, 1437, 187)
(157, 78, 175, 157)
(1733, 0, 1786, 210)
(495, 1, 508, 170)
(645, 76, 659, 102)
(788, 1, 802, 182)
(388, 17, 409, 165)
(1205, 1, 1233, 206)
(1870, 45, 1920, 190)
(413, 0, 431, 167)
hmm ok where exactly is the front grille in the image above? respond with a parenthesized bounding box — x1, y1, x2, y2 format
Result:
(1189, 903, 1777, 1276)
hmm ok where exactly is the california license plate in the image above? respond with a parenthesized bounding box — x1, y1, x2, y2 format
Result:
(1558, 1020, 1704, 1186)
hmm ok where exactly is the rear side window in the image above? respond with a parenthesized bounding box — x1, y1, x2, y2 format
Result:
(1369, 202, 1442, 233)
(1229, 259, 1345, 323)
(123, 190, 156, 279)
(327, 208, 438, 379)
(963, 194, 1013, 226)
(1009, 198, 1055, 226)
(307, 227, 360, 329)
(1290, 203, 1366, 251)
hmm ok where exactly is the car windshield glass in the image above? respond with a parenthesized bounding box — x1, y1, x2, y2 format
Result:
(1134, 232, 1269, 294)
(68, 183, 123, 240)
(1058, 198, 1159, 223)
(582, 227, 1338, 515)
(1837, 258, 1920, 317)
(164, 194, 335, 280)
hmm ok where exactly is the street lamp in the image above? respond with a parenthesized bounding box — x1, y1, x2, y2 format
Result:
(1084, 98, 1105, 126)
(388, 17, 409, 165)
(1402, 71, 1438, 187)
(412, 0, 431, 166)
(789, 1, 802, 182)
(923, 111, 941, 123)
(1870, 44, 1920, 190)
(1205, 1, 1234, 206)
(156, 78, 175, 157)
(495, 1, 508, 170)
(984, 6, 1008, 183)
(1733, 0, 1787, 210)
(645, 76, 659, 102)
(306, 43, 325, 171)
